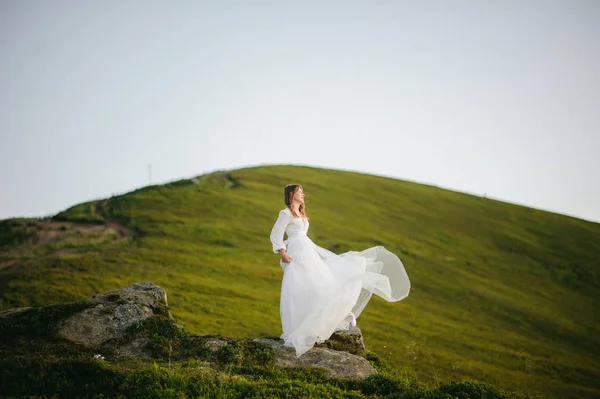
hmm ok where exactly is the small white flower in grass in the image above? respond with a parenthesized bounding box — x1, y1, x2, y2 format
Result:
(94, 354, 105, 360)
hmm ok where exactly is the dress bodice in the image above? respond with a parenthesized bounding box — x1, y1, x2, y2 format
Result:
(285, 214, 309, 237)
(270, 208, 309, 253)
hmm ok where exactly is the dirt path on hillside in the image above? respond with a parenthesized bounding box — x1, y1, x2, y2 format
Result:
(0, 218, 135, 270)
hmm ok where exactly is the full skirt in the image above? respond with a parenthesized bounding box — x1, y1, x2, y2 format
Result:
(280, 233, 410, 357)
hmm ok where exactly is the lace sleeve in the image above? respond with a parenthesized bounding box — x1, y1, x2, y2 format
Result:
(270, 209, 290, 254)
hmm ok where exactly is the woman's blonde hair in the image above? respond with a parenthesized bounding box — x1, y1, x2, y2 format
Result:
(284, 184, 306, 218)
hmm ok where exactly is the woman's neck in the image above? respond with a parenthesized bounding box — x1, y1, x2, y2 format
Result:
(290, 203, 301, 216)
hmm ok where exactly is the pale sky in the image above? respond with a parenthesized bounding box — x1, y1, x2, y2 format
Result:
(1, 1, 599, 222)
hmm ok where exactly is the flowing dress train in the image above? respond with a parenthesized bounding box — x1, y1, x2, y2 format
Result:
(270, 208, 411, 357)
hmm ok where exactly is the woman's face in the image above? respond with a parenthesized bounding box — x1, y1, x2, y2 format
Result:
(293, 187, 305, 204)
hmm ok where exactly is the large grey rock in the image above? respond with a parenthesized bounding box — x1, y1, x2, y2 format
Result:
(255, 337, 376, 379)
(57, 281, 170, 347)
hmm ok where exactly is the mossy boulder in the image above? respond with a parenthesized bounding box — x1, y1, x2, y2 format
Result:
(255, 337, 376, 379)
(56, 281, 171, 347)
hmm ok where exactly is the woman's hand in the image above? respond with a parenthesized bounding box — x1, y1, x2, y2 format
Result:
(279, 249, 292, 263)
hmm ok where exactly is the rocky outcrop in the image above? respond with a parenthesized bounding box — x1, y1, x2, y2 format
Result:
(2, 282, 378, 380)
(193, 328, 375, 379)
(255, 337, 376, 379)
(57, 281, 170, 347)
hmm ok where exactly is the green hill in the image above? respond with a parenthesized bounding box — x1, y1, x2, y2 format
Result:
(1, 165, 599, 398)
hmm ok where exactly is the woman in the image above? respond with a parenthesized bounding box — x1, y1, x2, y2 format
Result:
(270, 184, 411, 357)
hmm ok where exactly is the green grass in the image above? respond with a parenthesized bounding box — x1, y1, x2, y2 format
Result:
(0, 300, 532, 398)
(1, 165, 599, 398)
(1, 354, 528, 398)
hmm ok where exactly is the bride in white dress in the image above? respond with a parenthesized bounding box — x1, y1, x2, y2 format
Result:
(270, 184, 411, 357)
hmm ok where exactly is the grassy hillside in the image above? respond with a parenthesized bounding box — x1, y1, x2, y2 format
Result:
(1, 165, 599, 398)
(0, 294, 523, 399)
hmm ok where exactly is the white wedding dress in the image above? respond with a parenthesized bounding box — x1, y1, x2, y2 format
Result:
(270, 208, 411, 357)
